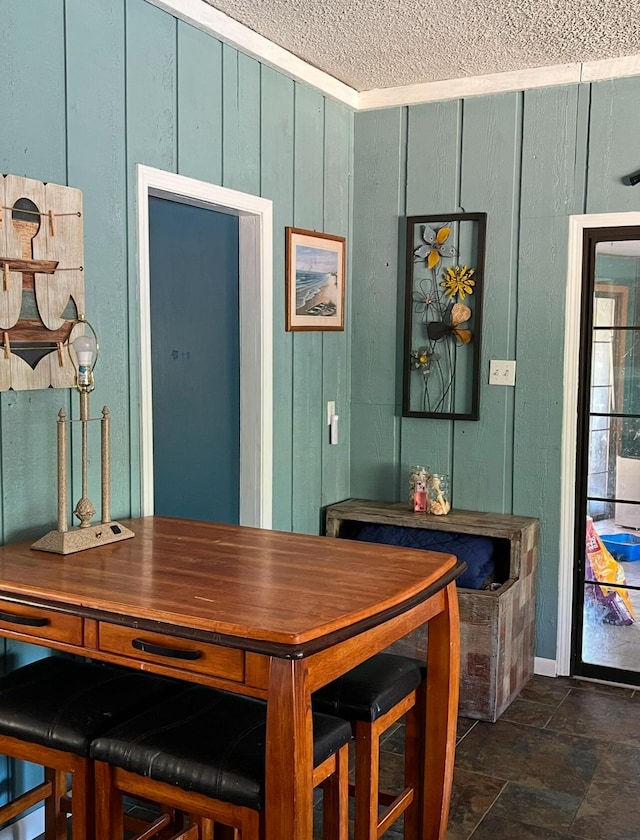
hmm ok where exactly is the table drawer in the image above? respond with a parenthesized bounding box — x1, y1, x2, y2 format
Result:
(0, 601, 83, 645)
(98, 623, 245, 681)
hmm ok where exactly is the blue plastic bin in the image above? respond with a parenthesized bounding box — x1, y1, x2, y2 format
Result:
(601, 533, 640, 562)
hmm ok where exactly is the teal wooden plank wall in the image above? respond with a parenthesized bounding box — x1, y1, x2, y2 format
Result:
(0, 0, 353, 561)
(351, 79, 640, 660)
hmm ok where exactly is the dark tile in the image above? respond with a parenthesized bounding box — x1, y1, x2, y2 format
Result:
(445, 768, 505, 840)
(501, 697, 556, 728)
(378, 749, 405, 792)
(380, 721, 405, 755)
(554, 676, 635, 698)
(456, 717, 478, 741)
(487, 781, 581, 833)
(569, 777, 640, 839)
(546, 687, 640, 745)
(518, 675, 571, 707)
(468, 813, 570, 840)
(455, 720, 600, 797)
(590, 740, 640, 779)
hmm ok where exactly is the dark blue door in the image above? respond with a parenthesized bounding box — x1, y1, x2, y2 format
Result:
(148, 197, 240, 524)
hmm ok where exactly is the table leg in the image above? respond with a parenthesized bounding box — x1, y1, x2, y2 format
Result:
(265, 656, 314, 840)
(422, 580, 461, 840)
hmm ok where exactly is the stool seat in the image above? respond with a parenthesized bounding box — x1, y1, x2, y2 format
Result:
(91, 684, 352, 812)
(0, 656, 183, 838)
(312, 652, 425, 722)
(0, 656, 181, 757)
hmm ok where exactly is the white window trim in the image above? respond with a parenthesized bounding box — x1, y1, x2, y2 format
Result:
(558, 211, 640, 674)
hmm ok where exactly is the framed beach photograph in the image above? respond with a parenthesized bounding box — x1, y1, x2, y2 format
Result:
(285, 227, 346, 331)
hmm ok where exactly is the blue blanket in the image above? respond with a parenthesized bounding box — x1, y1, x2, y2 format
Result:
(355, 523, 495, 590)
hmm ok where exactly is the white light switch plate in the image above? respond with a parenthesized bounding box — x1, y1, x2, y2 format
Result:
(489, 360, 516, 386)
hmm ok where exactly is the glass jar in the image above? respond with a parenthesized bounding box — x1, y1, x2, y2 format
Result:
(409, 465, 431, 513)
(427, 473, 450, 515)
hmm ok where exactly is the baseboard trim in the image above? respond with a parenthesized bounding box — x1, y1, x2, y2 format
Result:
(0, 807, 43, 839)
(534, 656, 558, 678)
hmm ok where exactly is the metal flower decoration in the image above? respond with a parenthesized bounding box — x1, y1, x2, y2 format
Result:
(414, 224, 457, 270)
(412, 280, 440, 323)
(441, 265, 475, 300)
(410, 347, 437, 376)
(404, 213, 486, 419)
(427, 303, 472, 345)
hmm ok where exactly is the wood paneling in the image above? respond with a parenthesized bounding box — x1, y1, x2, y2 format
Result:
(351, 109, 405, 408)
(292, 85, 325, 534)
(177, 22, 223, 184)
(1, 1, 353, 564)
(66, 0, 129, 520)
(401, 101, 462, 477)
(587, 78, 640, 213)
(222, 47, 261, 194)
(261, 68, 295, 531)
(125, 0, 177, 514)
(454, 93, 521, 513)
(322, 99, 352, 507)
(350, 80, 637, 663)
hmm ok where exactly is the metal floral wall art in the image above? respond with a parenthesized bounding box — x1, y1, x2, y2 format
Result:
(403, 213, 487, 420)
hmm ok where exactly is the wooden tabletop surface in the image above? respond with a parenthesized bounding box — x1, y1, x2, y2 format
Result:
(0, 516, 459, 653)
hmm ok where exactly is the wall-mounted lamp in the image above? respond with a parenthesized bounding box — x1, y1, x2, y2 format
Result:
(622, 170, 640, 186)
(32, 317, 134, 554)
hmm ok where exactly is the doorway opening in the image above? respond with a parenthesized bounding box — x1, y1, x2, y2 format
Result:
(136, 165, 273, 528)
(565, 221, 640, 684)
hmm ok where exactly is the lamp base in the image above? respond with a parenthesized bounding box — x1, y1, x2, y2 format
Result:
(31, 521, 135, 555)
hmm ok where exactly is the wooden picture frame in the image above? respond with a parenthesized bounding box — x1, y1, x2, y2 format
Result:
(285, 227, 345, 331)
(402, 212, 487, 420)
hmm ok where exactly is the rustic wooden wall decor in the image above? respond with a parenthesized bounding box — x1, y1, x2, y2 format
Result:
(0, 173, 84, 390)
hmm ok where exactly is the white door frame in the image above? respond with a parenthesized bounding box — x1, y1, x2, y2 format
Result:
(136, 164, 273, 528)
(558, 211, 640, 674)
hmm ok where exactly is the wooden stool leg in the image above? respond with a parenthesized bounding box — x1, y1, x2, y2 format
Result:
(190, 816, 214, 839)
(403, 683, 426, 840)
(239, 809, 260, 840)
(322, 744, 349, 840)
(44, 767, 67, 840)
(71, 762, 94, 840)
(95, 761, 124, 840)
(353, 720, 380, 840)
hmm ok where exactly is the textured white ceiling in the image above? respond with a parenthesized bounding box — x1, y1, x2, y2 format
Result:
(204, 0, 640, 91)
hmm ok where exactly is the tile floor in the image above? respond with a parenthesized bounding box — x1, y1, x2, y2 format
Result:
(371, 674, 640, 840)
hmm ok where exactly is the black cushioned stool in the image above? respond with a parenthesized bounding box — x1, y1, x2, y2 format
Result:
(91, 684, 352, 840)
(0, 656, 181, 840)
(313, 653, 426, 840)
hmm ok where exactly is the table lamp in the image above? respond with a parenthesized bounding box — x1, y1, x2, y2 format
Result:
(31, 318, 134, 554)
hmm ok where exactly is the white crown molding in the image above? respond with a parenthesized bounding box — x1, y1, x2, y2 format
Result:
(146, 0, 640, 110)
(581, 53, 640, 82)
(358, 63, 581, 110)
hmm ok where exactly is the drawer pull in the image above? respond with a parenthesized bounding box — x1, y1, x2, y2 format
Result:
(0, 610, 49, 628)
(131, 638, 203, 661)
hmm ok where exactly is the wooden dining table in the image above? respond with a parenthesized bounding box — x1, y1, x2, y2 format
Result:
(0, 516, 463, 840)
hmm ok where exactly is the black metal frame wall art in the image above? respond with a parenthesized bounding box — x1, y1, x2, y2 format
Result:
(403, 212, 487, 420)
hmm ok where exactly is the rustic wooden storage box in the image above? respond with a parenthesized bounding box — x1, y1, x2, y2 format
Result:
(325, 499, 539, 722)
